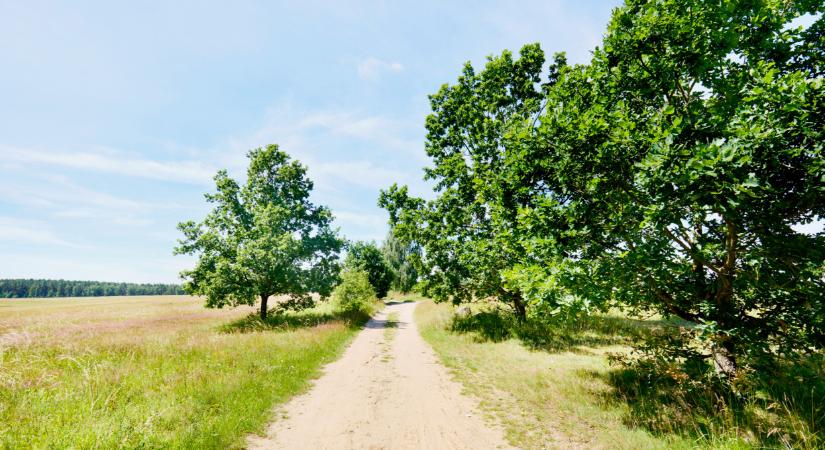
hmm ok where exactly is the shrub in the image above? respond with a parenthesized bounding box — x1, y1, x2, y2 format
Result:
(332, 269, 377, 314)
(345, 241, 393, 298)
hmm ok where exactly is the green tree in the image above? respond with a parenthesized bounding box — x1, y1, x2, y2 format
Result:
(379, 44, 553, 319)
(381, 228, 419, 294)
(380, 0, 825, 377)
(175, 145, 343, 320)
(345, 241, 393, 299)
(510, 0, 825, 376)
(0, 279, 184, 298)
(331, 268, 376, 313)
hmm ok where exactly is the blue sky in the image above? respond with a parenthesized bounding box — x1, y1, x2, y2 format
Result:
(0, 1, 623, 283)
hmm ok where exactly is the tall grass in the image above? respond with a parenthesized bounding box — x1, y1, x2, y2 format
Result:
(415, 300, 823, 449)
(0, 296, 367, 449)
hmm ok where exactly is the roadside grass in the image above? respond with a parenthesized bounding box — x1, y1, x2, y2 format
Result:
(384, 312, 400, 340)
(384, 291, 423, 304)
(381, 312, 400, 363)
(220, 301, 370, 333)
(415, 300, 823, 449)
(0, 295, 367, 449)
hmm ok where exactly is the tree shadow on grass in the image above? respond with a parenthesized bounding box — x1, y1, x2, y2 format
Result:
(220, 308, 371, 334)
(585, 356, 825, 448)
(450, 307, 824, 446)
(449, 309, 661, 353)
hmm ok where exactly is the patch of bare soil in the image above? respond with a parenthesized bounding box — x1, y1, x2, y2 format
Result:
(247, 301, 514, 450)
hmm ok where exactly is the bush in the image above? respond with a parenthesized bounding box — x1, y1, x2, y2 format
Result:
(332, 269, 377, 314)
(345, 241, 393, 298)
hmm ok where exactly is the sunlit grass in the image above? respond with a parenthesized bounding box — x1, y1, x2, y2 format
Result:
(415, 300, 822, 449)
(385, 291, 423, 304)
(0, 295, 366, 449)
(415, 300, 678, 449)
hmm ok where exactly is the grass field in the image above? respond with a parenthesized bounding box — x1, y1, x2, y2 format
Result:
(415, 300, 822, 450)
(0, 295, 367, 449)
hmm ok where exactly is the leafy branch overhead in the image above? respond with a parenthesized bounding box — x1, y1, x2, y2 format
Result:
(380, 0, 824, 378)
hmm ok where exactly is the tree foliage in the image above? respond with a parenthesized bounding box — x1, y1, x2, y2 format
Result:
(344, 241, 393, 299)
(381, 229, 420, 293)
(331, 268, 377, 313)
(379, 44, 552, 318)
(381, 0, 825, 376)
(175, 145, 343, 319)
(0, 279, 183, 298)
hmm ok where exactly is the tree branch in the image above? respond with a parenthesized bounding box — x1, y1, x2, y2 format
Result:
(662, 226, 723, 275)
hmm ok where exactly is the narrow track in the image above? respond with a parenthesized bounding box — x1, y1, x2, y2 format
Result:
(248, 301, 513, 450)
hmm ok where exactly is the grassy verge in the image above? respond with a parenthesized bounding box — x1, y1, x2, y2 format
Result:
(0, 296, 367, 449)
(384, 312, 400, 341)
(416, 300, 679, 449)
(385, 291, 424, 304)
(415, 299, 825, 449)
(380, 312, 400, 363)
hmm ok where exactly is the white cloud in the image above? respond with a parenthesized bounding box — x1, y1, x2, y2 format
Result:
(356, 57, 404, 81)
(0, 217, 81, 247)
(333, 210, 388, 229)
(232, 105, 425, 161)
(0, 145, 215, 185)
(0, 173, 179, 227)
(223, 105, 426, 191)
(312, 160, 408, 191)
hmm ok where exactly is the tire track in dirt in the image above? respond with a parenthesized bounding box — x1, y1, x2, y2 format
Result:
(247, 301, 514, 450)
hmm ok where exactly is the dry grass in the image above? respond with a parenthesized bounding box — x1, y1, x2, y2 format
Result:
(415, 300, 823, 449)
(415, 300, 695, 449)
(0, 295, 366, 449)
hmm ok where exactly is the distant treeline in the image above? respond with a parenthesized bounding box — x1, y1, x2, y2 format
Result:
(0, 279, 184, 298)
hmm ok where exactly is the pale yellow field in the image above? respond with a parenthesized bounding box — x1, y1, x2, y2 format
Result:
(0, 295, 366, 449)
(0, 295, 253, 347)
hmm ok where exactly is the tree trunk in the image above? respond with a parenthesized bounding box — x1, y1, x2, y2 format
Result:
(512, 294, 527, 322)
(260, 294, 268, 320)
(711, 338, 738, 377)
(710, 217, 739, 378)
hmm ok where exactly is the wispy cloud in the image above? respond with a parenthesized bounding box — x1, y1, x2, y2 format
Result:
(224, 105, 426, 192)
(313, 160, 408, 191)
(356, 57, 404, 81)
(0, 145, 215, 185)
(230, 106, 422, 158)
(0, 217, 81, 247)
(0, 173, 183, 227)
(296, 111, 421, 155)
(333, 210, 388, 229)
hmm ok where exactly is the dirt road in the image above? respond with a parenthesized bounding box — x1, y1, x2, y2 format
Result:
(247, 301, 513, 450)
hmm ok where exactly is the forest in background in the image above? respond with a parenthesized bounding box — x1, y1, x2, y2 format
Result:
(0, 279, 184, 298)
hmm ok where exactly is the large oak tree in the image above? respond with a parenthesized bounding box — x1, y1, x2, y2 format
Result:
(379, 44, 552, 319)
(382, 0, 824, 376)
(175, 145, 343, 320)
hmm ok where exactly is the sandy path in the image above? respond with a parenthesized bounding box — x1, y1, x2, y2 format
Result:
(247, 301, 514, 450)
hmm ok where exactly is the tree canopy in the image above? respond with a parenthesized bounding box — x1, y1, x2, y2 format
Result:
(175, 145, 343, 319)
(379, 43, 551, 318)
(381, 0, 824, 377)
(345, 241, 393, 299)
(381, 229, 420, 294)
